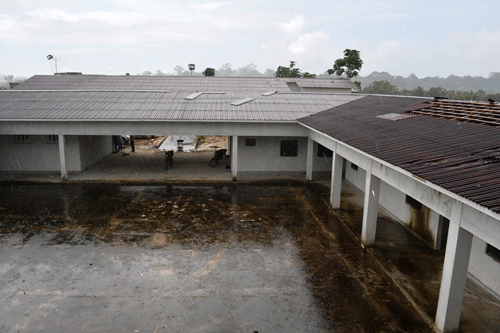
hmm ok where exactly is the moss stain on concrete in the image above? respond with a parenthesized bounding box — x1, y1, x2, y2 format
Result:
(409, 205, 435, 247)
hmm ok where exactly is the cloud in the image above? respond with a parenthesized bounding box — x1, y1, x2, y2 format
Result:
(260, 14, 343, 74)
(277, 14, 306, 36)
(288, 31, 330, 54)
(186, 2, 230, 11)
(362, 29, 500, 77)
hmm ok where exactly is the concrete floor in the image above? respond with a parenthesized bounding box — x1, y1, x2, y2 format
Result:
(1, 143, 499, 332)
(1, 184, 431, 333)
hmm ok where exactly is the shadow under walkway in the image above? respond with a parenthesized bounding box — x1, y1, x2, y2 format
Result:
(328, 180, 500, 332)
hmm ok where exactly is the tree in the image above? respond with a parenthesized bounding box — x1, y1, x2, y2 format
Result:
(263, 69, 276, 77)
(217, 63, 234, 77)
(275, 61, 301, 77)
(141, 71, 153, 76)
(328, 49, 363, 88)
(328, 49, 363, 79)
(155, 70, 165, 76)
(47, 54, 60, 73)
(237, 63, 262, 77)
(202, 68, 215, 76)
(188, 64, 196, 76)
(362, 80, 398, 94)
(174, 66, 189, 76)
(302, 72, 316, 78)
(3, 75, 14, 83)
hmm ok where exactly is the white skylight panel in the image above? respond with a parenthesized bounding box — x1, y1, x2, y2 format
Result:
(261, 91, 278, 96)
(230, 97, 255, 106)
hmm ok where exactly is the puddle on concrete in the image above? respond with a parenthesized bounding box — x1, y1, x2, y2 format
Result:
(0, 183, 432, 332)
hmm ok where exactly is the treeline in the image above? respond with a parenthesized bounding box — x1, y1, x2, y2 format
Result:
(362, 80, 500, 102)
(142, 63, 276, 77)
(356, 71, 500, 94)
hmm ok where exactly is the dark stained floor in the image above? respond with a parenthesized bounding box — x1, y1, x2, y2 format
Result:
(0, 183, 432, 333)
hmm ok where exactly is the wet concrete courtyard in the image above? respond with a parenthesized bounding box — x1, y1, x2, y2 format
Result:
(0, 183, 433, 332)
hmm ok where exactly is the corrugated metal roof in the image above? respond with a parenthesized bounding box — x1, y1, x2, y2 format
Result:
(299, 95, 500, 214)
(0, 90, 363, 121)
(13, 75, 357, 92)
(294, 78, 357, 89)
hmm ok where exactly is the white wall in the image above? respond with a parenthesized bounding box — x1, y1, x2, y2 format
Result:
(237, 136, 307, 172)
(344, 160, 440, 247)
(469, 236, 500, 297)
(236, 136, 334, 172)
(79, 135, 113, 170)
(0, 135, 81, 172)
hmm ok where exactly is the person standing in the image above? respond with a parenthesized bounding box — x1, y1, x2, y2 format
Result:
(112, 135, 120, 153)
(130, 135, 135, 152)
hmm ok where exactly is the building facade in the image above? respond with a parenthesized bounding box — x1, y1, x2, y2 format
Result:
(1, 75, 499, 332)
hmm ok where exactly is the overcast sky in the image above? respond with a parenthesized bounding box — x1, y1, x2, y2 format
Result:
(1, 0, 499, 78)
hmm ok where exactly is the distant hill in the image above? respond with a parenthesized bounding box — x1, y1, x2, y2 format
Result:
(355, 71, 500, 93)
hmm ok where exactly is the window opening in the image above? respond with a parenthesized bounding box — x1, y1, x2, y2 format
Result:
(45, 135, 59, 143)
(317, 144, 333, 157)
(486, 244, 500, 262)
(280, 140, 298, 157)
(13, 135, 30, 143)
(406, 195, 422, 210)
(245, 138, 256, 146)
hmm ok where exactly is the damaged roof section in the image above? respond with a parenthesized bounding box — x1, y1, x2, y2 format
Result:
(408, 99, 500, 127)
(299, 95, 500, 214)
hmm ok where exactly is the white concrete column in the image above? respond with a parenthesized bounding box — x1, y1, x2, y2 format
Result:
(330, 145, 343, 209)
(361, 160, 380, 248)
(306, 138, 314, 181)
(435, 202, 472, 333)
(231, 135, 238, 181)
(58, 134, 68, 180)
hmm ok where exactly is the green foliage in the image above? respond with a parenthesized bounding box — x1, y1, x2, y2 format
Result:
(3, 75, 14, 83)
(362, 80, 398, 94)
(47, 54, 58, 73)
(355, 71, 500, 94)
(188, 63, 195, 76)
(202, 68, 215, 76)
(275, 61, 316, 78)
(302, 72, 316, 78)
(275, 61, 301, 77)
(327, 49, 363, 79)
(362, 80, 500, 102)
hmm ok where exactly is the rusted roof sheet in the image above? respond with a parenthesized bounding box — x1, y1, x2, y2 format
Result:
(299, 95, 500, 214)
(408, 99, 500, 127)
(0, 90, 363, 121)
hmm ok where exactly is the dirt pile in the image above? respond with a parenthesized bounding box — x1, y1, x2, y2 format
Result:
(134, 135, 228, 151)
(196, 136, 228, 150)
